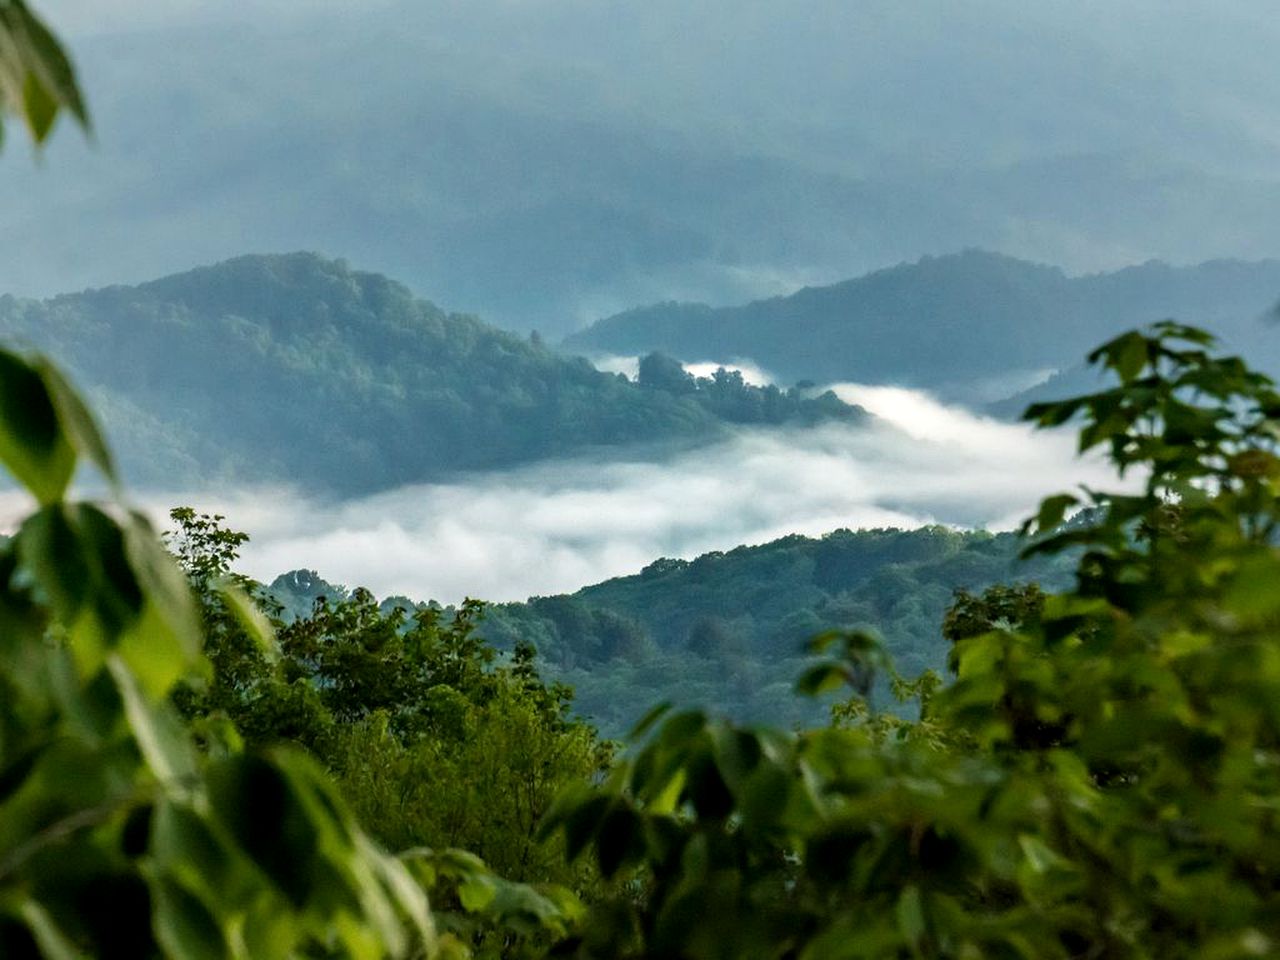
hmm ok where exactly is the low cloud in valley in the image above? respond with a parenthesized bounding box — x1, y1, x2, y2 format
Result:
(96, 388, 1127, 604)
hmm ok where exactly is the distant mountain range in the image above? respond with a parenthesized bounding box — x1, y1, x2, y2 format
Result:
(565, 251, 1280, 400)
(0, 253, 860, 493)
(5, 249, 1277, 494)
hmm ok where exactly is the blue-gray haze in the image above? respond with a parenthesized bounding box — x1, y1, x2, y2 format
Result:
(6, 1, 1280, 334)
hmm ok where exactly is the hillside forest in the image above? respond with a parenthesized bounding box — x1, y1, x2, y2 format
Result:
(0, 254, 859, 493)
(267, 525, 1073, 736)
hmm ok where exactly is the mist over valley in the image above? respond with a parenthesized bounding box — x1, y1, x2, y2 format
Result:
(2, 247, 1264, 612)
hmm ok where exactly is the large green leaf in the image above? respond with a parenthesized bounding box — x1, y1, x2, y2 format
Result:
(108, 656, 198, 792)
(18, 900, 85, 960)
(151, 875, 230, 960)
(36, 359, 116, 485)
(0, 351, 74, 504)
(0, 0, 88, 144)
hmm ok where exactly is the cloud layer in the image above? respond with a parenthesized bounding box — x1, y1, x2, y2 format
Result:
(98, 386, 1124, 605)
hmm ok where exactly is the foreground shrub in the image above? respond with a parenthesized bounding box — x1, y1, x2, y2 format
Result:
(542, 324, 1280, 959)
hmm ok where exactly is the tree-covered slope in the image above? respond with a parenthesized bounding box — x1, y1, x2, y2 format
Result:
(481, 526, 1073, 732)
(0, 253, 861, 492)
(565, 250, 1280, 393)
(270, 525, 1073, 735)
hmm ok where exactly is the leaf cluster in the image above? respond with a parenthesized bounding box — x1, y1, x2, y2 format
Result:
(166, 511, 608, 954)
(0, 349, 433, 957)
(0, 0, 87, 148)
(540, 322, 1280, 959)
(481, 526, 1068, 736)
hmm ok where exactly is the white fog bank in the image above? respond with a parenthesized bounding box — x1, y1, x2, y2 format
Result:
(586, 354, 776, 387)
(75, 385, 1121, 605)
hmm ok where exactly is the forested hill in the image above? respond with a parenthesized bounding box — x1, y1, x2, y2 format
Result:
(0, 253, 861, 492)
(564, 250, 1280, 394)
(269, 525, 1075, 735)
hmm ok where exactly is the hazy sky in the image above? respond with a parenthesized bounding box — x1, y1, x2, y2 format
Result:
(49, 1, 1280, 174)
(6, 2, 1280, 333)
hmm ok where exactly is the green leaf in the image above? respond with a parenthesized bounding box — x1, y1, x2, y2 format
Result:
(645, 766, 687, 816)
(595, 803, 644, 879)
(151, 875, 230, 960)
(628, 701, 673, 740)
(458, 874, 497, 912)
(75, 503, 146, 636)
(17, 504, 91, 623)
(151, 801, 246, 907)
(116, 600, 196, 699)
(535, 781, 594, 844)
(805, 629, 847, 654)
(1090, 330, 1150, 384)
(805, 823, 869, 887)
(21, 66, 56, 140)
(364, 840, 435, 955)
(218, 580, 279, 662)
(211, 763, 314, 906)
(795, 663, 847, 697)
(108, 655, 198, 791)
(687, 751, 734, 820)
(0, 1, 89, 144)
(895, 885, 926, 949)
(0, 350, 74, 504)
(428, 847, 489, 877)
(709, 725, 762, 793)
(1017, 834, 1064, 874)
(739, 763, 792, 831)
(1024, 397, 1087, 427)
(658, 709, 707, 747)
(561, 794, 610, 863)
(19, 900, 86, 960)
(1031, 493, 1077, 534)
(121, 511, 202, 683)
(1224, 555, 1280, 621)
(36, 359, 115, 484)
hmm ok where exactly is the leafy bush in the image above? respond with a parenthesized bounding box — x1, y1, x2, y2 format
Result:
(540, 323, 1280, 959)
(0, 348, 434, 956)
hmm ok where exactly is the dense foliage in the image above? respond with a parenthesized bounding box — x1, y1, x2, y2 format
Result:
(542, 323, 1280, 958)
(1, 20, 448, 958)
(269, 527, 1072, 737)
(0, 23, 597, 925)
(0, 253, 861, 493)
(565, 250, 1280, 393)
(170, 509, 609, 888)
(480, 527, 1072, 734)
(0, 348, 436, 957)
(161, 508, 616, 958)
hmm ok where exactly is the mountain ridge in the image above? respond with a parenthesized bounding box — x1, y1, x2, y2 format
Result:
(564, 250, 1280, 396)
(266, 523, 1075, 734)
(0, 252, 863, 493)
